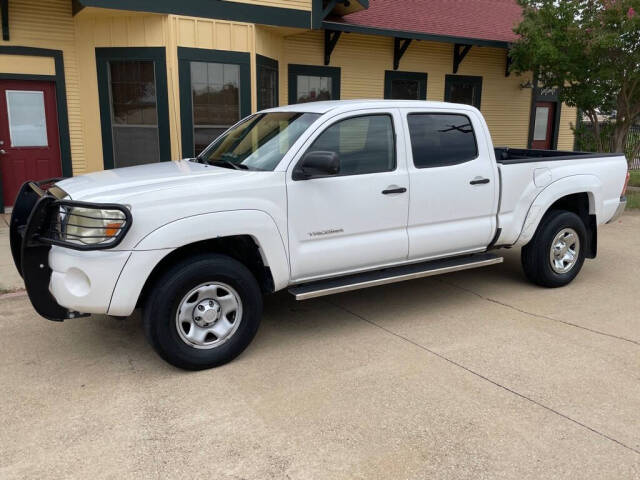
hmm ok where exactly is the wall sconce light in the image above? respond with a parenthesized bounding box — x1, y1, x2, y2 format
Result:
(520, 80, 534, 89)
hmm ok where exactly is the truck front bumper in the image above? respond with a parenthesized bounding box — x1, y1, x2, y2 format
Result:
(606, 196, 627, 224)
(10, 181, 131, 321)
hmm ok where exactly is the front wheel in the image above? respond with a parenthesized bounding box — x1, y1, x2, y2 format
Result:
(521, 210, 587, 288)
(143, 254, 262, 370)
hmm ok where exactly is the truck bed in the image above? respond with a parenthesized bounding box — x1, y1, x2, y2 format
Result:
(494, 147, 622, 165)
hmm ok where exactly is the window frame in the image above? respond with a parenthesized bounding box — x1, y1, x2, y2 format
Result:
(96, 47, 171, 169)
(293, 112, 397, 181)
(178, 47, 251, 159)
(406, 111, 480, 169)
(256, 54, 279, 111)
(384, 71, 428, 100)
(444, 75, 483, 110)
(288, 64, 341, 105)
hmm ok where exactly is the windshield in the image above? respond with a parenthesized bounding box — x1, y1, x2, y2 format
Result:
(197, 112, 320, 171)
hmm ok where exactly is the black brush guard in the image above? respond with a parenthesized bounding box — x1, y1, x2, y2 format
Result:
(10, 179, 131, 321)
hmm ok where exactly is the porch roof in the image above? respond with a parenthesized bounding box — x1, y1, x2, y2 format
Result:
(323, 0, 522, 48)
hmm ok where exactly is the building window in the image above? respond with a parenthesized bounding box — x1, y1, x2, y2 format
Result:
(288, 64, 340, 105)
(384, 71, 427, 100)
(96, 48, 171, 169)
(190, 61, 240, 155)
(444, 75, 483, 109)
(257, 55, 278, 111)
(304, 114, 396, 176)
(407, 113, 478, 168)
(178, 48, 251, 158)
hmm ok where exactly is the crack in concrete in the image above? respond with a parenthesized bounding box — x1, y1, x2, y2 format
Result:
(326, 299, 640, 456)
(438, 278, 640, 347)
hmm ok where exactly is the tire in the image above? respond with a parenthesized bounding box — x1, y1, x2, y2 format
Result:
(521, 210, 587, 288)
(143, 253, 262, 370)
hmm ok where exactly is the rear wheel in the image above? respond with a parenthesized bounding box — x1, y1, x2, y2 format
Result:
(143, 254, 262, 370)
(521, 210, 587, 288)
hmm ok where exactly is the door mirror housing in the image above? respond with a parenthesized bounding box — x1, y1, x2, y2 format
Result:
(293, 151, 340, 180)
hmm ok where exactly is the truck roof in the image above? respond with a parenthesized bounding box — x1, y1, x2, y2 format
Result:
(262, 100, 476, 114)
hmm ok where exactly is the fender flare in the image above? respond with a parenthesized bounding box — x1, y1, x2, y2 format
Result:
(134, 209, 290, 288)
(514, 175, 602, 247)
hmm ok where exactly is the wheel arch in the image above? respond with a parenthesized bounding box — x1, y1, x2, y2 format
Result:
(108, 210, 290, 317)
(515, 175, 601, 257)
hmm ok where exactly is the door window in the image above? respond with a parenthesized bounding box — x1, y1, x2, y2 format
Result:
(108, 60, 160, 168)
(305, 114, 395, 176)
(190, 61, 241, 155)
(444, 75, 483, 109)
(407, 113, 478, 168)
(533, 106, 550, 141)
(6, 90, 48, 147)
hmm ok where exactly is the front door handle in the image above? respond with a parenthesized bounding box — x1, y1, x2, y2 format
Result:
(470, 177, 490, 185)
(382, 187, 407, 195)
(0, 149, 6, 155)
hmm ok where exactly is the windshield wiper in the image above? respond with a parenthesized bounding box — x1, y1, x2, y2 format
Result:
(209, 159, 249, 170)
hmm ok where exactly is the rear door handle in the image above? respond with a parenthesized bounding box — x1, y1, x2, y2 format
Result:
(382, 187, 407, 195)
(470, 177, 490, 185)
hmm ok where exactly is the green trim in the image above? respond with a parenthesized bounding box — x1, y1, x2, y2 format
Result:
(1, 0, 9, 41)
(0, 47, 72, 179)
(288, 64, 341, 105)
(384, 71, 427, 100)
(312, 0, 369, 29)
(256, 54, 279, 111)
(177, 47, 251, 159)
(444, 74, 483, 110)
(322, 21, 511, 49)
(76, 0, 311, 28)
(96, 47, 171, 169)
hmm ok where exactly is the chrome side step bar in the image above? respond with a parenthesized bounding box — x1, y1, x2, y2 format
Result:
(289, 253, 503, 300)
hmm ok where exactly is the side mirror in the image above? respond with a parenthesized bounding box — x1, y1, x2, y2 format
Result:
(293, 151, 340, 180)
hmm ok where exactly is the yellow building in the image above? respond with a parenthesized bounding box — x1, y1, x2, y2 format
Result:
(0, 0, 576, 211)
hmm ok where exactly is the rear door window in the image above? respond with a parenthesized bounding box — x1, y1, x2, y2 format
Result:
(407, 113, 478, 168)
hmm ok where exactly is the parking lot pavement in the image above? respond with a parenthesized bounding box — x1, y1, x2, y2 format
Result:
(1, 213, 639, 479)
(0, 214, 24, 293)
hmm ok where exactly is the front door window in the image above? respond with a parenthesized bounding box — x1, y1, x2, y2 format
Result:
(6, 90, 48, 147)
(108, 60, 160, 168)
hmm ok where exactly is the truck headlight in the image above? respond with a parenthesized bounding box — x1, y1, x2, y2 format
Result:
(58, 205, 131, 247)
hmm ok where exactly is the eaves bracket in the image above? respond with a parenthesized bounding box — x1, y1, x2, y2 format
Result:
(324, 30, 342, 65)
(453, 43, 472, 74)
(505, 51, 513, 77)
(393, 37, 412, 70)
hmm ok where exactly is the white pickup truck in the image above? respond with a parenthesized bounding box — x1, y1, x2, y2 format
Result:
(11, 101, 629, 369)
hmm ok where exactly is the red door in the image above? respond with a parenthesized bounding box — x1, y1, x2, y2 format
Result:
(531, 101, 556, 150)
(0, 80, 62, 208)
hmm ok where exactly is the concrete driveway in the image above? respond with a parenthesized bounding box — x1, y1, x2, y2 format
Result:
(1, 213, 639, 479)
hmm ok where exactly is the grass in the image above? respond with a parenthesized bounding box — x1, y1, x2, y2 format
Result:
(630, 170, 640, 188)
(626, 190, 640, 209)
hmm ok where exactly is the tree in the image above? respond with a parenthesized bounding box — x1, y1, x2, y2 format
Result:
(509, 0, 640, 162)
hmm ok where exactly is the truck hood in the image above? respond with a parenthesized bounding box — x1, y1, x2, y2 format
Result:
(56, 160, 243, 202)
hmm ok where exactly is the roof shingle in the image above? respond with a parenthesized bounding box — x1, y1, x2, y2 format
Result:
(328, 0, 522, 45)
